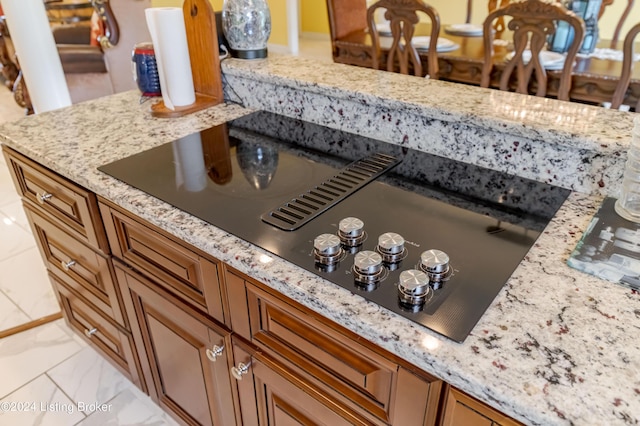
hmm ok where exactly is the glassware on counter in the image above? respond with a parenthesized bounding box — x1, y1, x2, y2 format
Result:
(615, 116, 640, 222)
(221, 0, 271, 59)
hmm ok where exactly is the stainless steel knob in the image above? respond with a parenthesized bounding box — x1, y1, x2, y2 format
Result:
(61, 260, 76, 271)
(377, 232, 405, 255)
(420, 249, 449, 273)
(313, 233, 341, 256)
(231, 361, 251, 380)
(84, 327, 97, 338)
(398, 269, 429, 293)
(37, 192, 53, 205)
(339, 217, 364, 237)
(205, 345, 224, 362)
(354, 250, 383, 275)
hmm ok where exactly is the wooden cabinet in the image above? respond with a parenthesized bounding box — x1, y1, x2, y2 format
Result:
(225, 267, 443, 426)
(1, 146, 142, 388)
(115, 262, 238, 426)
(441, 387, 523, 426)
(1, 146, 523, 426)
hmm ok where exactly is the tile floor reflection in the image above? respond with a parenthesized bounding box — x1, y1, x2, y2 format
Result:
(0, 36, 331, 425)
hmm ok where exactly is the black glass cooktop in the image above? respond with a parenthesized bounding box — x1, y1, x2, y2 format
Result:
(99, 111, 570, 342)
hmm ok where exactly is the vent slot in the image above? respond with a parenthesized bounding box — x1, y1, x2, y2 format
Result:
(262, 153, 401, 231)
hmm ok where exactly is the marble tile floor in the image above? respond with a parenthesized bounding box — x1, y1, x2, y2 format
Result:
(0, 35, 332, 425)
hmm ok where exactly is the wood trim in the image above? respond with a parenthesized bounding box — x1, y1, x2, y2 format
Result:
(0, 312, 63, 339)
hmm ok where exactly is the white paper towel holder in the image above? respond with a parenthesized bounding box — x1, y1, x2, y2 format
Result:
(151, 0, 224, 118)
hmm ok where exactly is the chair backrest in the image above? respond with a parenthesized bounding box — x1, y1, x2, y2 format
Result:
(611, 22, 640, 111)
(480, 0, 585, 101)
(366, 0, 440, 78)
(326, 0, 368, 59)
(488, 0, 511, 32)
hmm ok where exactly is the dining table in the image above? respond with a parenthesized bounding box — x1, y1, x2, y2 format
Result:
(332, 23, 640, 108)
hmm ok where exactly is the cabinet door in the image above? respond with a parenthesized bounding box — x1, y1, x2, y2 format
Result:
(441, 387, 523, 426)
(115, 263, 238, 426)
(231, 338, 371, 426)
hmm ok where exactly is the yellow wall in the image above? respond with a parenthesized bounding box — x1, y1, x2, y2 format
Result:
(301, 0, 329, 34)
(150, 0, 288, 46)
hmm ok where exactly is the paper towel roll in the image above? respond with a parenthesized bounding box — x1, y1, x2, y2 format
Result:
(145, 8, 196, 109)
(1, 0, 72, 113)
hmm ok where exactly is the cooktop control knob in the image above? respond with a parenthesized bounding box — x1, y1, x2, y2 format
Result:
(397, 269, 432, 307)
(313, 233, 344, 265)
(353, 250, 387, 289)
(354, 250, 383, 275)
(419, 249, 453, 289)
(338, 217, 366, 246)
(376, 232, 408, 263)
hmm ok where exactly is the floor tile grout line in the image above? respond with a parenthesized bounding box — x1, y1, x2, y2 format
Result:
(0, 237, 39, 261)
(0, 286, 34, 322)
(44, 370, 89, 421)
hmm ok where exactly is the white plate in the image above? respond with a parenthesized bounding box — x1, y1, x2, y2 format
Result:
(444, 23, 484, 37)
(411, 36, 459, 53)
(376, 22, 392, 36)
(505, 50, 567, 70)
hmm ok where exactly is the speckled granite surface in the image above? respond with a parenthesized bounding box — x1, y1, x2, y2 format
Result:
(0, 55, 639, 426)
(222, 54, 635, 196)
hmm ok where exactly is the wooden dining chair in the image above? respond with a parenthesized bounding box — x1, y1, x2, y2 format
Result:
(367, 0, 440, 78)
(326, 0, 369, 65)
(480, 0, 585, 101)
(611, 22, 640, 111)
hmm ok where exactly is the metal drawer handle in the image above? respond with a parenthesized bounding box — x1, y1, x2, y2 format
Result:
(37, 192, 53, 204)
(231, 361, 251, 380)
(84, 327, 98, 338)
(205, 345, 224, 362)
(61, 260, 77, 271)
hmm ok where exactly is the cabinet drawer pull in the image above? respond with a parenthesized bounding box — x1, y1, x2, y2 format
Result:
(84, 327, 98, 338)
(231, 361, 251, 380)
(37, 192, 53, 204)
(205, 344, 224, 362)
(61, 260, 77, 271)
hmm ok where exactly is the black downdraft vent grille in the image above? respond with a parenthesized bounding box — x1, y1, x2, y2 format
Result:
(261, 153, 401, 231)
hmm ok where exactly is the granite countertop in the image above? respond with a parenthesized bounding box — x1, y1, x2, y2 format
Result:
(1, 55, 639, 426)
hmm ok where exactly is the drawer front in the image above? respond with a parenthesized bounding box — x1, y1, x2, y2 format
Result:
(99, 201, 226, 324)
(3, 147, 108, 252)
(228, 270, 397, 423)
(51, 273, 143, 389)
(25, 204, 127, 328)
(232, 338, 373, 426)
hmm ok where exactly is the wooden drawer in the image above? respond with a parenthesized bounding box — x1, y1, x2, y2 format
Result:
(99, 200, 227, 325)
(227, 269, 398, 424)
(25, 203, 127, 328)
(2, 147, 108, 253)
(442, 387, 523, 426)
(232, 337, 373, 426)
(51, 273, 144, 390)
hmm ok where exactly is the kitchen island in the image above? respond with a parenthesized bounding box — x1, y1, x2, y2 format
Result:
(1, 54, 638, 425)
